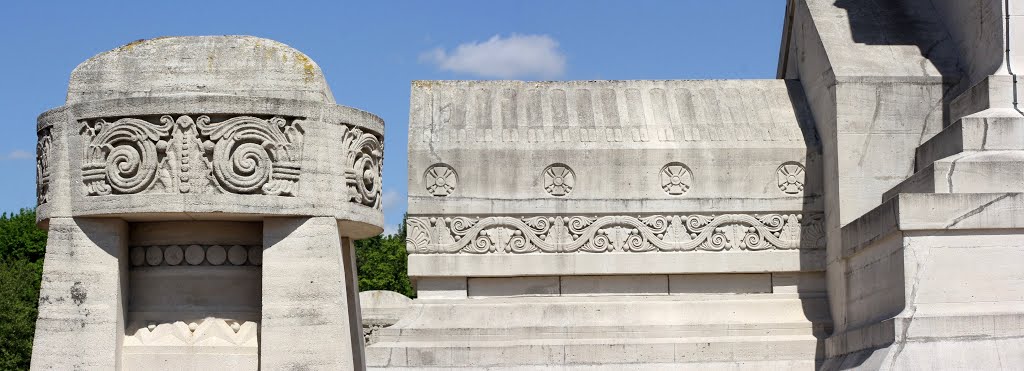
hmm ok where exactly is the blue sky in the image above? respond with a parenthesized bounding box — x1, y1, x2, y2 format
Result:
(0, 0, 785, 234)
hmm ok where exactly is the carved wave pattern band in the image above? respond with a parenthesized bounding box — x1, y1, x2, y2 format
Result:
(80, 115, 305, 197)
(407, 214, 825, 254)
(125, 318, 258, 347)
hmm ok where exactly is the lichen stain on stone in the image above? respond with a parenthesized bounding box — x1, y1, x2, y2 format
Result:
(293, 52, 316, 83)
(70, 281, 87, 306)
(413, 80, 438, 89)
(116, 39, 148, 53)
(114, 36, 170, 53)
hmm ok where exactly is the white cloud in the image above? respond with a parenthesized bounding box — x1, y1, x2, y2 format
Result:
(2, 150, 32, 160)
(383, 223, 400, 236)
(381, 189, 400, 214)
(420, 34, 567, 79)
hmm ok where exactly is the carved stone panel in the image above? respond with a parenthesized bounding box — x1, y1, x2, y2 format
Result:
(777, 162, 805, 194)
(542, 164, 575, 196)
(79, 115, 305, 197)
(36, 127, 52, 205)
(406, 213, 825, 254)
(343, 125, 383, 209)
(424, 163, 458, 197)
(660, 162, 693, 195)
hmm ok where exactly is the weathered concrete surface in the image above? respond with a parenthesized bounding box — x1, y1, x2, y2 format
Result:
(31, 218, 128, 370)
(66, 36, 336, 104)
(781, 1, 1024, 368)
(360, 291, 413, 344)
(780, 0, 956, 348)
(262, 217, 363, 370)
(823, 193, 1024, 369)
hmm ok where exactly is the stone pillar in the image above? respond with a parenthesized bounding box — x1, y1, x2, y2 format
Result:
(31, 36, 384, 370)
(31, 218, 128, 369)
(262, 217, 362, 370)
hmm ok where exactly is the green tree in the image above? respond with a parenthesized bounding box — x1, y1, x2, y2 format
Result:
(355, 215, 415, 298)
(0, 209, 47, 264)
(0, 209, 47, 370)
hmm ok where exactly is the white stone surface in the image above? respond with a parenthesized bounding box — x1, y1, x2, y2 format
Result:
(360, 290, 413, 325)
(369, 294, 828, 369)
(31, 218, 128, 370)
(262, 217, 363, 370)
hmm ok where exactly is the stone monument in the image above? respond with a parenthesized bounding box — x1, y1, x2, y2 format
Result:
(31, 36, 384, 370)
(30, 1, 1024, 370)
(367, 0, 1024, 369)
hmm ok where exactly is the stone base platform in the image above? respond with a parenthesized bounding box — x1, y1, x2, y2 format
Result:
(366, 293, 830, 370)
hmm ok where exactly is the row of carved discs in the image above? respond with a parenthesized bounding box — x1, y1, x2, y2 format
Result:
(129, 245, 262, 267)
(425, 161, 806, 196)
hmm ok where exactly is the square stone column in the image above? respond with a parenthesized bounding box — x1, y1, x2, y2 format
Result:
(261, 217, 364, 370)
(31, 217, 129, 370)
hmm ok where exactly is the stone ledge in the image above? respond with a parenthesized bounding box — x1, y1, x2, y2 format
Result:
(825, 311, 1024, 361)
(840, 193, 1024, 259)
(38, 95, 383, 134)
(409, 250, 825, 277)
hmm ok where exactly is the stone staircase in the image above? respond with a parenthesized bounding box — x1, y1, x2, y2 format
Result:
(883, 113, 1024, 200)
(367, 294, 830, 370)
(822, 104, 1024, 368)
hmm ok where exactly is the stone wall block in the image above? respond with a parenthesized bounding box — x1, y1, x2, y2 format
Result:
(261, 217, 361, 370)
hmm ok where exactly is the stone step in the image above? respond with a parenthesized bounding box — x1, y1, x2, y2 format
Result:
(365, 294, 829, 369)
(366, 335, 822, 369)
(372, 323, 824, 342)
(885, 151, 1024, 201)
(915, 113, 1024, 171)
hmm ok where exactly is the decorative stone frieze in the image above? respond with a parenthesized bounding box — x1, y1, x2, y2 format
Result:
(125, 318, 259, 346)
(406, 213, 825, 254)
(80, 115, 305, 197)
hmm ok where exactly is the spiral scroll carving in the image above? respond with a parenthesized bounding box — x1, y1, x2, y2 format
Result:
(79, 115, 305, 196)
(406, 213, 826, 254)
(81, 117, 171, 195)
(343, 126, 383, 209)
(36, 128, 52, 205)
(197, 116, 304, 195)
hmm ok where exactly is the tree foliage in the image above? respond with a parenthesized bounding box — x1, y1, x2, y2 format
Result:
(0, 209, 46, 264)
(354, 216, 415, 298)
(0, 209, 46, 370)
